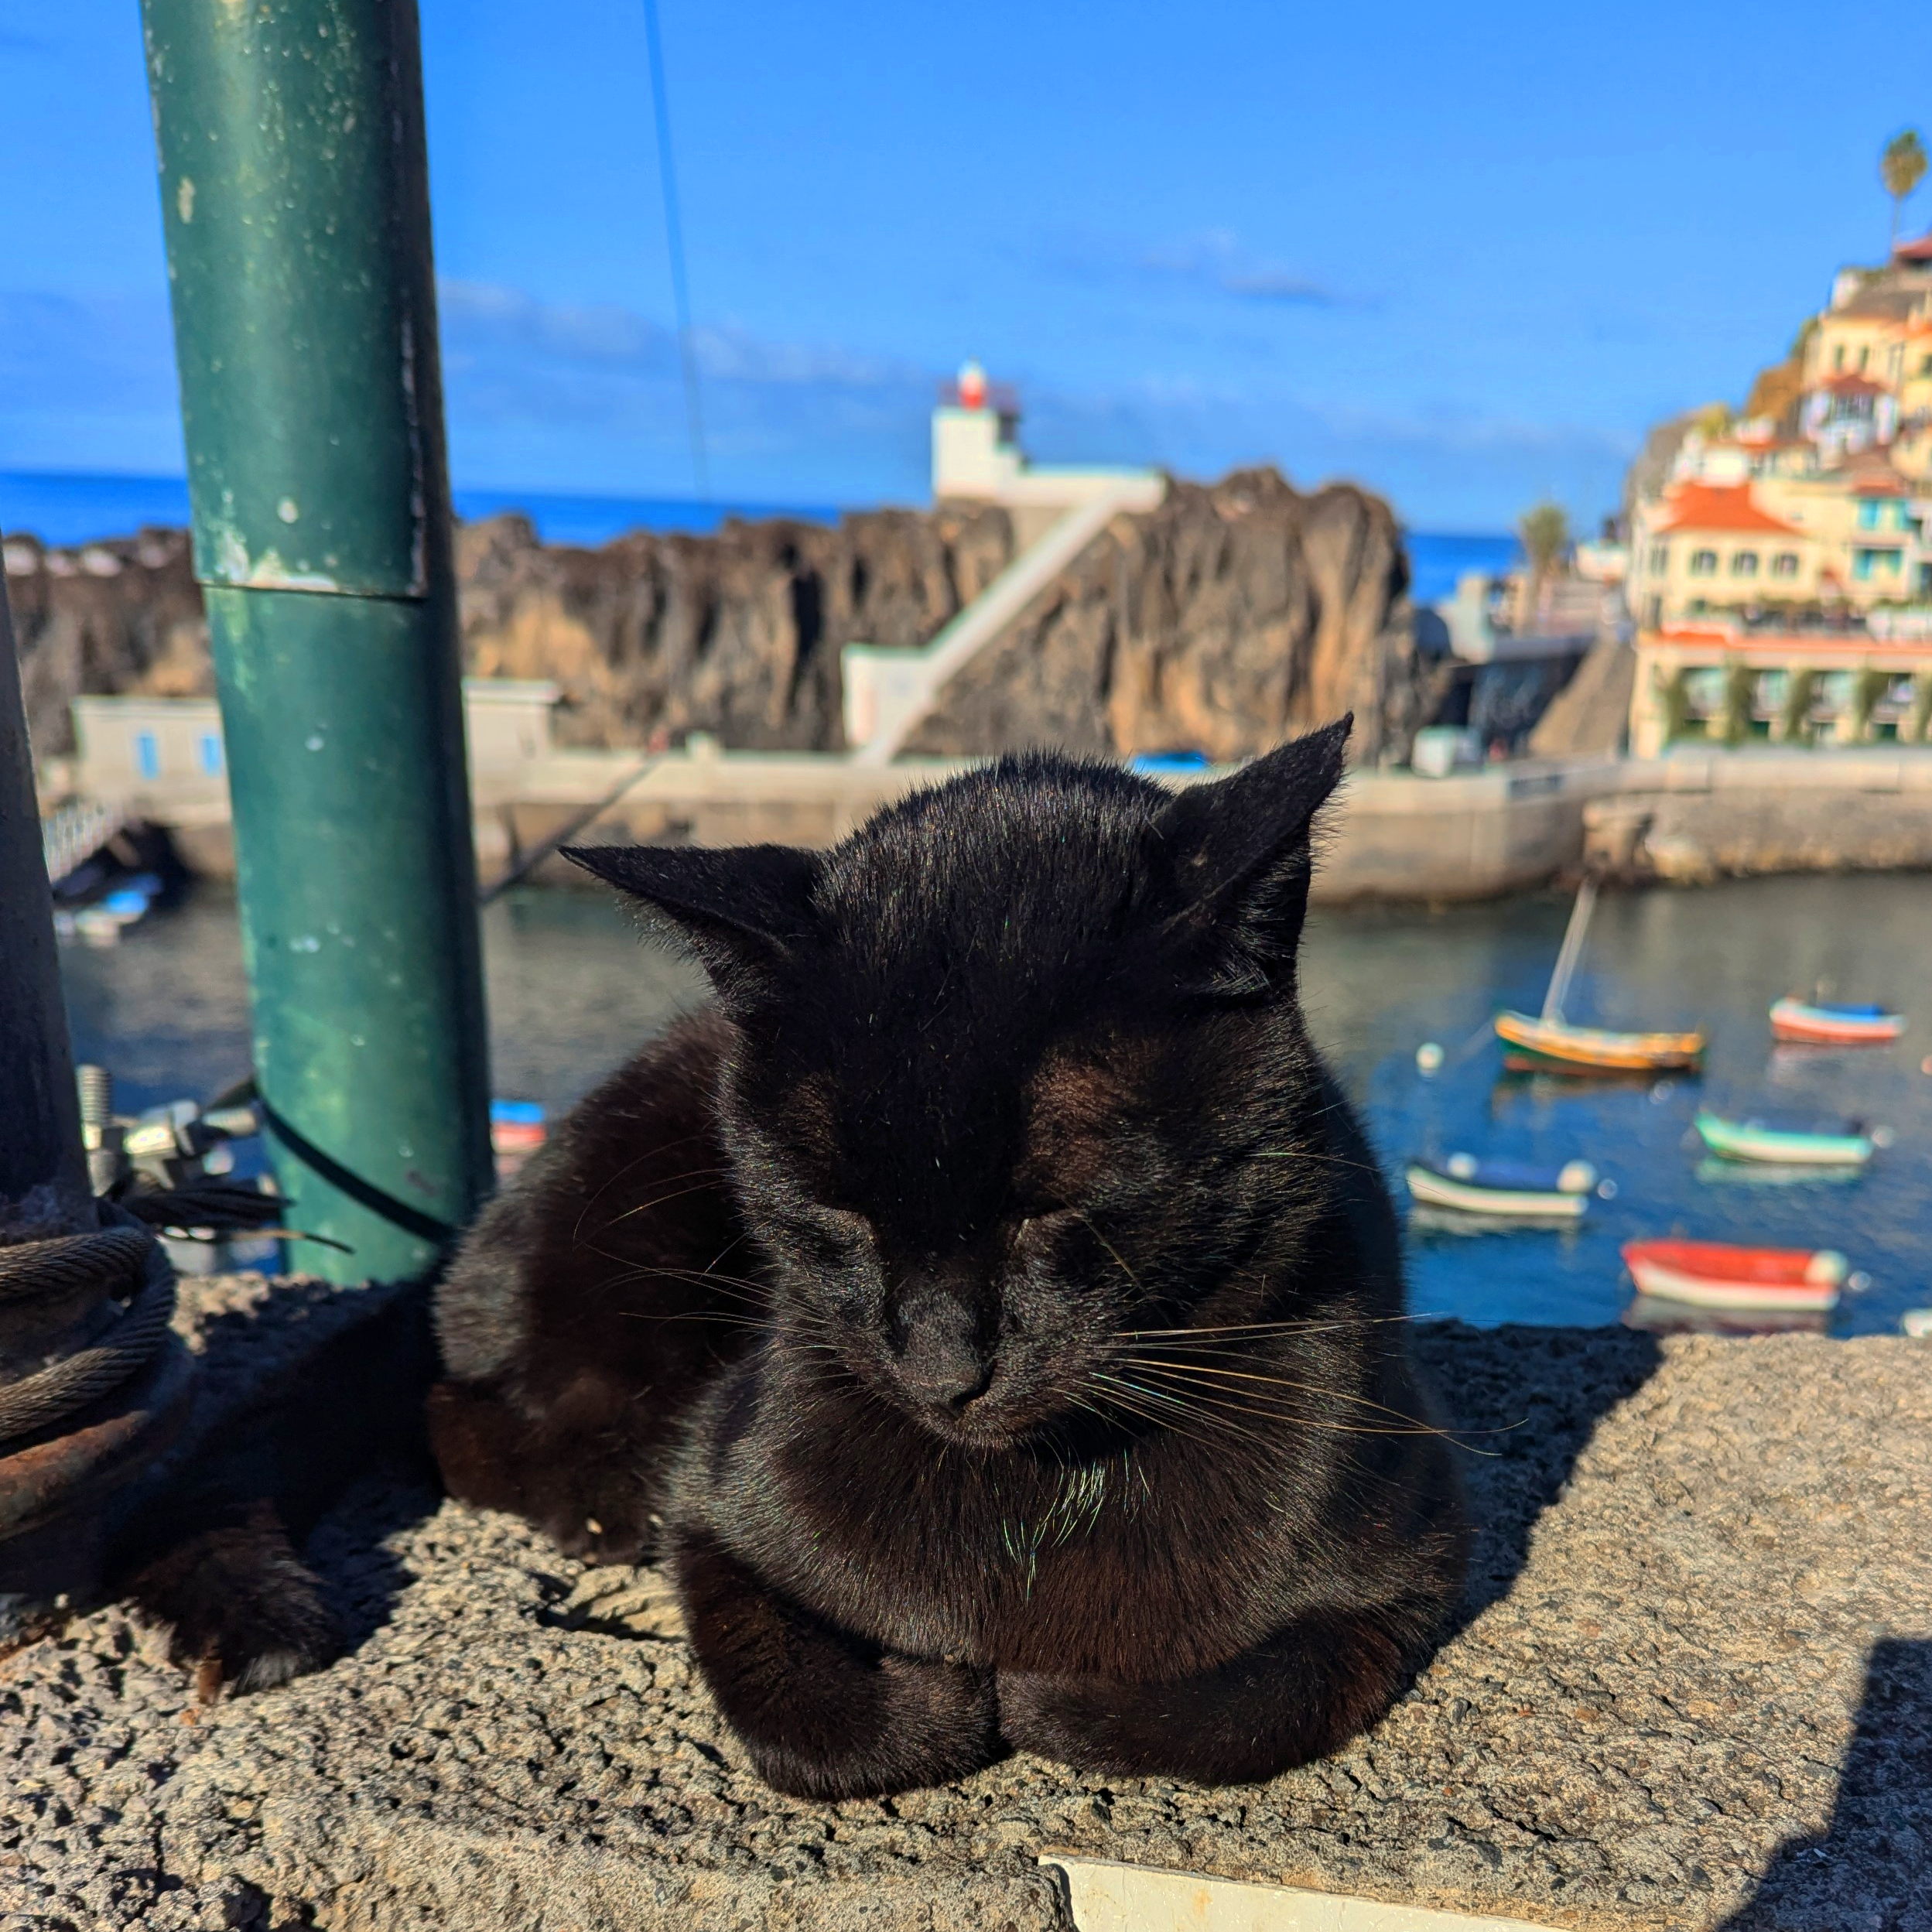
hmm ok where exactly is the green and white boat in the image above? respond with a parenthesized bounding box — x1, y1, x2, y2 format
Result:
(1693, 1110, 1873, 1168)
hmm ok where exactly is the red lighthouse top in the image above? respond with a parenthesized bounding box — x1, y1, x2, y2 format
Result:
(956, 359, 988, 409)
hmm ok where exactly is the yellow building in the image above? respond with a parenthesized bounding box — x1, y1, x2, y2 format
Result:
(1627, 447, 1931, 625)
(1623, 238, 1932, 753)
(1626, 481, 1822, 628)
(1629, 621, 1932, 757)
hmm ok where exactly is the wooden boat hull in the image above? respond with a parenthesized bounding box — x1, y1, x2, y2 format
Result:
(1769, 998, 1904, 1045)
(1622, 1239, 1844, 1313)
(1496, 1010, 1705, 1072)
(1693, 1111, 1872, 1168)
(1406, 1165, 1587, 1219)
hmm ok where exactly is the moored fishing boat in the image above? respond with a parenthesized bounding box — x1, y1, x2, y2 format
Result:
(1405, 1154, 1598, 1219)
(1693, 1110, 1873, 1168)
(1621, 1238, 1845, 1312)
(1495, 1010, 1705, 1072)
(1494, 868, 1705, 1073)
(1769, 998, 1905, 1046)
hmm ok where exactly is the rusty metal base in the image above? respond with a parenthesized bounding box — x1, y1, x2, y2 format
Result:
(0, 1337, 197, 1636)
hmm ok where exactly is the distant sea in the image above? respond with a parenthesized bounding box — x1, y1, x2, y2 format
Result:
(0, 469, 1516, 605)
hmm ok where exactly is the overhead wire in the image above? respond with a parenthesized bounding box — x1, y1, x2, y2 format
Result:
(640, 0, 710, 499)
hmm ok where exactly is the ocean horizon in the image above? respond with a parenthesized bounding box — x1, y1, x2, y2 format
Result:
(0, 468, 1520, 607)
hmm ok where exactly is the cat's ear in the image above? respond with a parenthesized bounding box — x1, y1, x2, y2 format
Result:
(562, 843, 821, 1000)
(1150, 715, 1350, 997)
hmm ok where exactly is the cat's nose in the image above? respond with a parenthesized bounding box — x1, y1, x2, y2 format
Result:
(894, 1284, 993, 1410)
(900, 1342, 993, 1411)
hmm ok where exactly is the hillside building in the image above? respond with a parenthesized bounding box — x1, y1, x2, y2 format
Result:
(1624, 238, 1932, 749)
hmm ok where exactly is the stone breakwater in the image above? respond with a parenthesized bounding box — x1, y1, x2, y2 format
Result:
(5, 467, 1431, 764)
(3, 1278, 1928, 1931)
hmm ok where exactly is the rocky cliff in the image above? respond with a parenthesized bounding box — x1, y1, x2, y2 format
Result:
(907, 469, 1423, 761)
(8, 467, 1424, 765)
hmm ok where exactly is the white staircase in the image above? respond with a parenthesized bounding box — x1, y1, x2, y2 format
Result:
(846, 474, 1164, 764)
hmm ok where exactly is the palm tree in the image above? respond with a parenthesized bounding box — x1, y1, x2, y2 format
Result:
(1517, 501, 1570, 629)
(1882, 130, 1927, 252)
(1520, 500, 1569, 586)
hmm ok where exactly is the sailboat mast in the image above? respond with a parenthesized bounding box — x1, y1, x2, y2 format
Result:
(1540, 870, 1601, 1024)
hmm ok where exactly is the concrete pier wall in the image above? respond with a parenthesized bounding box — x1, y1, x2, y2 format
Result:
(128, 744, 1932, 901)
(9, 1284, 1931, 1931)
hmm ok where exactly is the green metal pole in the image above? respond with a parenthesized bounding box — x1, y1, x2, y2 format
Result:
(141, 0, 491, 1281)
(0, 580, 88, 1232)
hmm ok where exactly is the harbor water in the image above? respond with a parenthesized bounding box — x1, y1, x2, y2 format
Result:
(57, 873, 1932, 1337)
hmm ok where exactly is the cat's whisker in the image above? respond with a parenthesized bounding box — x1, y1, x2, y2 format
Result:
(1089, 1372, 1271, 1455)
(588, 1261, 773, 1308)
(1073, 1213, 1147, 1296)
(1114, 1315, 1417, 1340)
(1126, 1361, 1503, 1453)
(586, 1170, 733, 1234)
(1247, 1148, 1386, 1178)
(1119, 1355, 1465, 1434)
(566, 1133, 718, 1243)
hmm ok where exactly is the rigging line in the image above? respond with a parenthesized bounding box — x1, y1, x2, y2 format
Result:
(641, 0, 709, 498)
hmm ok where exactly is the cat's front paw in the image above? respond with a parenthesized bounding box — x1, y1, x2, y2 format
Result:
(1001, 1606, 1416, 1784)
(999, 1668, 1166, 1775)
(674, 1527, 999, 1799)
(751, 1652, 998, 1801)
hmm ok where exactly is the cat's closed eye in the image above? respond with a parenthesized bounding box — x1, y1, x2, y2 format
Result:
(783, 1203, 877, 1269)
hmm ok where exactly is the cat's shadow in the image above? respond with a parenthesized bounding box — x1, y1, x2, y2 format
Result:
(1411, 1322, 1664, 1633)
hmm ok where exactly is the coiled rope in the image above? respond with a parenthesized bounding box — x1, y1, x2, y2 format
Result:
(0, 1212, 178, 1445)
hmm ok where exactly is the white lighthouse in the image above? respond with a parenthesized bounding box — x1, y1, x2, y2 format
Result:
(929, 359, 1164, 522)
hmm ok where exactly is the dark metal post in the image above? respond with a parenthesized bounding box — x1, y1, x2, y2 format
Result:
(141, 0, 492, 1281)
(0, 583, 88, 1232)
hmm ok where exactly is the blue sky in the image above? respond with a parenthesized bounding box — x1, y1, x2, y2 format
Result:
(3, 0, 1930, 530)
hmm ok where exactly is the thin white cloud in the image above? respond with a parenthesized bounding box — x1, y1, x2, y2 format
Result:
(0, 279, 1636, 525)
(437, 279, 924, 392)
(1140, 230, 1341, 307)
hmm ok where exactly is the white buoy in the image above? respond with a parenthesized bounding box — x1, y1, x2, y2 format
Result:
(1415, 1041, 1445, 1075)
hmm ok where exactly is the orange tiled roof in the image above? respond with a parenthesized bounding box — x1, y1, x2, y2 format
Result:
(1653, 483, 1800, 537)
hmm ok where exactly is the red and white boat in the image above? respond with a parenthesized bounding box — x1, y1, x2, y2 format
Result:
(1769, 998, 1905, 1046)
(1621, 1238, 1846, 1313)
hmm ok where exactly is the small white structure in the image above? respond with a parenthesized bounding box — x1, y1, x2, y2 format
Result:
(846, 363, 1165, 761)
(460, 678, 563, 769)
(932, 359, 1165, 520)
(70, 695, 231, 802)
(70, 679, 562, 802)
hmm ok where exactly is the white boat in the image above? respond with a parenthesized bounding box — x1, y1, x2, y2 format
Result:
(1406, 1154, 1596, 1220)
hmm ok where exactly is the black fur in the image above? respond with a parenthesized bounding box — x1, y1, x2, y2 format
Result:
(431, 718, 1466, 1797)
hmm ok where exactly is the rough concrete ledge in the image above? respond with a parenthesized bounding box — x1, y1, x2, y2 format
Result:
(3, 1295, 1929, 1932)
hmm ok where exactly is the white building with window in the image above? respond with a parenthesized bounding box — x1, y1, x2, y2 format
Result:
(69, 679, 561, 806)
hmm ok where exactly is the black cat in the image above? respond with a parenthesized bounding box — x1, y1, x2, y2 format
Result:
(429, 716, 1466, 1799)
